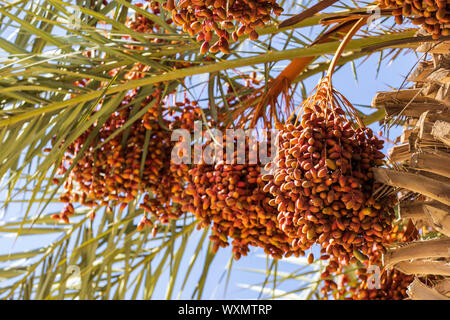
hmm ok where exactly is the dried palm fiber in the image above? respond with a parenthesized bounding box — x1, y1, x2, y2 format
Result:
(165, 0, 283, 54)
(262, 19, 395, 266)
(378, 0, 450, 39)
(52, 89, 201, 227)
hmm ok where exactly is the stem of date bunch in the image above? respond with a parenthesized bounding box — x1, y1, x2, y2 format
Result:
(327, 18, 367, 82)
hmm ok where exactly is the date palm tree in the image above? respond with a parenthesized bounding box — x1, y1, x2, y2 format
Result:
(0, 0, 421, 299)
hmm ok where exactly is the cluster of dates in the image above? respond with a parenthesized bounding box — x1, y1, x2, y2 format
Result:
(165, 0, 283, 53)
(320, 222, 419, 300)
(52, 91, 201, 229)
(52, 1, 202, 227)
(178, 135, 304, 260)
(262, 78, 394, 266)
(379, 0, 450, 38)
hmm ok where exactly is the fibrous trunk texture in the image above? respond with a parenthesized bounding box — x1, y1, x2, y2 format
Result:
(407, 278, 450, 300)
(373, 36, 450, 300)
